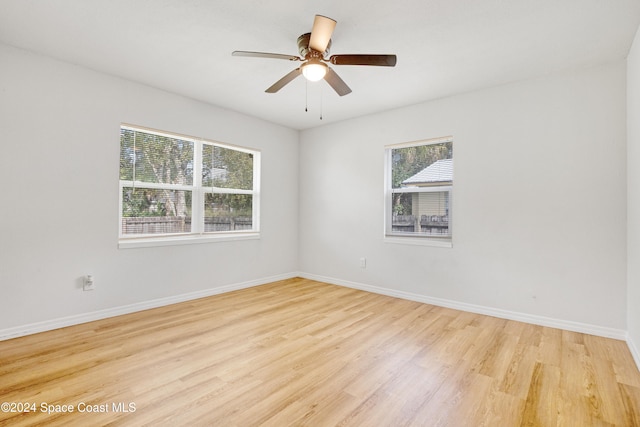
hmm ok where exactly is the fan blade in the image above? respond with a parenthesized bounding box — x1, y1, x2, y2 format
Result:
(232, 51, 301, 61)
(265, 68, 302, 93)
(309, 15, 336, 53)
(324, 68, 352, 96)
(329, 54, 397, 67)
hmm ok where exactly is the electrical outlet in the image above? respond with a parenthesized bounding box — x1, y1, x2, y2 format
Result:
(359, 257, 366, 268)
(83, 275, 95, 291)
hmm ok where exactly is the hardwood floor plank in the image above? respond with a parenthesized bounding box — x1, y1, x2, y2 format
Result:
(1, 278, 639, 426)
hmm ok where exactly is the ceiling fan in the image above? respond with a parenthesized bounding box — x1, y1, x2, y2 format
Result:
(232, 15, 397, 96)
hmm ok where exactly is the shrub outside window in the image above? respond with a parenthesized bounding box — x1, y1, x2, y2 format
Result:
(384, 137, 453, 243)
(119, 125, 260, 247)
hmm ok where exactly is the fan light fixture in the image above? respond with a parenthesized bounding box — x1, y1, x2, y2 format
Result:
(301, 60, 327, 82)
(232, 14, 397, 97)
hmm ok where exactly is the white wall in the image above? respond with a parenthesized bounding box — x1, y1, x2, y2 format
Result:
(299, 62, 628, 332)
(0, 43, 299, 332)
(628, 27, 640, 363)
(0, 39, 632, 340)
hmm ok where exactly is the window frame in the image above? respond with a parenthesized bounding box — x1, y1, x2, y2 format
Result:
(118, 124, 261, 249)
(384, 136, 453, 247)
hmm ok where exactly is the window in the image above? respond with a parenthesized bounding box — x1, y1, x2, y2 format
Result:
(384, 137, 453, 244)
(119, 125, 260, 247)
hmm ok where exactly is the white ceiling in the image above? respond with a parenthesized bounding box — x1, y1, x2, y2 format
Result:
(1, 1, 639, 130)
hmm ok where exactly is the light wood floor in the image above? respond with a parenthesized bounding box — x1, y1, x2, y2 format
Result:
(1, 278, 639, 426)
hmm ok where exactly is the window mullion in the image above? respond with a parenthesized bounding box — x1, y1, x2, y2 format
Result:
(192, 140, 204, 234)
(391, 185, 453, 194)
(119, 181, 194, 191)
(202, 187, 254, 195)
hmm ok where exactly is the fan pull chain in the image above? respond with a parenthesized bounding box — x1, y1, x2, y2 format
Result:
(303, 83, 324, 120)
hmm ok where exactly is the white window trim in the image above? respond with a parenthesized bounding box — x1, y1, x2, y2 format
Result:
(383, 236, 453, 248)
(118, 232, 260, 249)
(118, 124, 261, 249)
(383, 136, 453, 247)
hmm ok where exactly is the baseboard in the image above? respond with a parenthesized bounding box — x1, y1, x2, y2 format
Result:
(627, 334, 640, 372)
(2, 271, 630, 346)
(299, 272, 628, 340)
(0, 272, 298, 342)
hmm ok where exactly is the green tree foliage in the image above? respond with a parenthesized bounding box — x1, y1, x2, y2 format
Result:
(391, 141, 452, 215)
(202, 145, 253, 190)
(120, 129, 193, 217)
(121, 188, 193, 218)
(203, 144, 253, 217)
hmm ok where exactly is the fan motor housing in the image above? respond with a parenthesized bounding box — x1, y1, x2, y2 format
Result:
(297, 33, 331, 58)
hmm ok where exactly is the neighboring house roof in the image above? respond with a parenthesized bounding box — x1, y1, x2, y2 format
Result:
(402, 158, 453, 186)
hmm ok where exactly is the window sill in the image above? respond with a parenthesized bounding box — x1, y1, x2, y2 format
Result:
(119, 232, 260, 249)
(384, 235, 452, 248)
